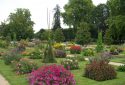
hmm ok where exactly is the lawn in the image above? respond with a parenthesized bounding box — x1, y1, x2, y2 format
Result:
(0, 58, 125, 85)
(110, 54, 125, 64)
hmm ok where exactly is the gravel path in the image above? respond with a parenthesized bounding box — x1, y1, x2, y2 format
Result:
(84, 58, 125, 66)
(67, 55, 125, 66)
(0, 74, 10, 85)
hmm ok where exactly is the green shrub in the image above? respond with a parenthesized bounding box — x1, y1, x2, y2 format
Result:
(82, 48, 94, 56)
(43, 37, 56, 63)
(110, 46, 119, 55)
(3, 51, 22, 65)
(61, 57, 79, 70)
(12, 58, 38, 74)
(84, 58, 117, 81)
(96, 31, 104, 52)
(0, 39, 9, 48)
(54, 28, 65, 42)
(76, 55, 85, 61)
(29, 49, 43, 59)
(117, 65, 125, 72)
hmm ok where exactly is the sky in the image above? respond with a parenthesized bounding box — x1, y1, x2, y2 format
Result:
(0, 0, 107, 32)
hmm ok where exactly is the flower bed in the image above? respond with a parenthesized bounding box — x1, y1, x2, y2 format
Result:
(70, 45, 81, 54)
(12, 58, 38, 74)
(61, 57, 79, 70)
(84, 58, 117, 81)
(54, 49, 66, 58)
(28, 64, 76, 85)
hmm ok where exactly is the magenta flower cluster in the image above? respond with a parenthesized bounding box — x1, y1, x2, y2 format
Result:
(28, 64, 76, 85)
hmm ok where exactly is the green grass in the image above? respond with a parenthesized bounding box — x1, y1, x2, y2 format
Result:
(0, 45, 125, 85)
(110, 55, 125, 64)
(0, 60, 28, 85)
(111, 58, 125, 64)
(0, 59, 125, 85)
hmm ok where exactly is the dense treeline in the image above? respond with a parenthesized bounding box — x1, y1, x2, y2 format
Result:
(0, 0, 125, 44)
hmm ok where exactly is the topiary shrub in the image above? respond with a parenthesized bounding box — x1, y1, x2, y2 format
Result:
(28, 64, 76, 85)
(84, 58, 117, 81)
(70, 45, 81, 54)
(12, 58, 38, 74)
(61, 57, 79, 70)
(96, 31, 104, 53)
(54, 49, 66, 58)
(117, 65, 125, 72)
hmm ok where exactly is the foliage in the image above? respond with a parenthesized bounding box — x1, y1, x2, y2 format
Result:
(34, 29, 45, 40)
(76, 55, 85, 61)
(62, 0, 94, 30)
(54, 28, 65, 42)
(107, 0, 125, 16)
(62, 28, 75, 41)
(3, 50, 22, 65)
(1, 8, 34, 40)
(82, 48, 95, 56)
(105, 15, 125, 44)
(0, 39, 9, 48)
(12, 58, 38, 74)
(75, 22, 91, 45)
(96, 31, 104, 52)
(28, 64, 76, 85)
(104, 28, 113, 44)
(117, 65, 125, 72)
(106, 0, 125, 44)
(52, 4, 61, 31)
(61, 57, 79, 70)
(84, 58, 117, 81)
(43, 31, 56, 63)
(29, 48, 43, 59)
(70, 45, 81, 54)
(54, 49, 66, 58)
(110, 46, 119, 55)
(91, 4, 109, 35)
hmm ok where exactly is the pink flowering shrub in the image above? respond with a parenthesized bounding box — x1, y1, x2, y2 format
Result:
(28, 64, 76, 85)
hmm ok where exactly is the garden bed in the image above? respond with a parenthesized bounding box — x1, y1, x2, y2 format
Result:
(0, 59, 125, 85)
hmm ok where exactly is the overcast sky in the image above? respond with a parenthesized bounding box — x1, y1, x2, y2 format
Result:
(0, 0, 107, 32)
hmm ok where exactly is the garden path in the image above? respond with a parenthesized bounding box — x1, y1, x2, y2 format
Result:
(0, 74, 10, 85)
(67, 54, 125, 66)
(84, 57, 125, 66)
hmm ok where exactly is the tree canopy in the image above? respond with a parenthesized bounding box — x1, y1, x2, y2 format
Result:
(52, 4, 61, 31)
(0, 8, 34, 40)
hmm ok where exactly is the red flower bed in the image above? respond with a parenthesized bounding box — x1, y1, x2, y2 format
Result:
(28, 64, 76, 85)
(70, 45, 81, 54)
